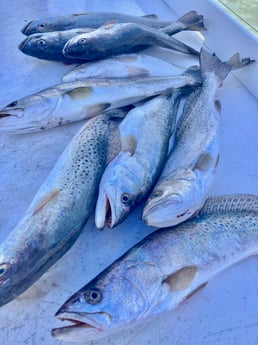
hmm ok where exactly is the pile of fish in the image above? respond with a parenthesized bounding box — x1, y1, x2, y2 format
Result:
(0, 9, 257, 343)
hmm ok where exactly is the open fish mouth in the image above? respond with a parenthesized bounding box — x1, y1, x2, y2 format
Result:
(95, 188, 118, 229)
(52, 311, 112, 339)
(0, 109, 24, 118)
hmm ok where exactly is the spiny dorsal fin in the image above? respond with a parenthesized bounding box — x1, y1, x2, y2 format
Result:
(32, 189, 60, 216)
(199, 194, 258, 216)
(162, 265, 198, 291)
(101, 20, 118, 29)
(141, 14, 159, 20)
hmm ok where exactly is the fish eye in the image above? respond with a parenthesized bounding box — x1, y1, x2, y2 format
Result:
(79, 38, 87, 45)
(0, 263, 9, 277)
(7, 100, 18, 107)
(37, 39, 46, 46)
(39, 23, 45, 28)
(84, 288, 102, 304)
(121, 193, 131, 205)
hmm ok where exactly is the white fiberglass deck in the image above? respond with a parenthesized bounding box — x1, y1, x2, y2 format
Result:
(0, 1, 257, 345)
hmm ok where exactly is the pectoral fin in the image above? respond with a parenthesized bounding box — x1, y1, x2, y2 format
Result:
(194, 153, 214, 172)
(66, 87, 92, 99)
(121, 135, 137, 155)
(32, 188, 60, 216)
(163, 265, 198, 291)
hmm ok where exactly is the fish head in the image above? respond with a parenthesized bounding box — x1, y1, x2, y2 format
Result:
(95, 156, 140, 229)
(52, 255, 165, 342)
(0, 92, 58, 133)
(63, 32, 99, 60)
(95, 181, 135, 229)
(21, 15, 77, 35)
(143, 170, 203, 227)
(18, 32, 61, 60)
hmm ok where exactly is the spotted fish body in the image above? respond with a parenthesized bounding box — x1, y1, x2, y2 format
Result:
(0, 109, 125, 307)
(95, 92, 182, 229)
(0, 71, 200, 134)
(142, 49, 253, 228)
(52, 194, 258, 342)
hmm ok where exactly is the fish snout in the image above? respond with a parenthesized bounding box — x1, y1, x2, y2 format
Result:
(21, 20, 33, 35)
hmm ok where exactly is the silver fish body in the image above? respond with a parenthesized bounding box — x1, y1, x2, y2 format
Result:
(21, 11, 196, 36)
(18, 28, 93, 63)
(63, 22, 199, 61)
(95, 92, 182, 229)
(52, 194, 258, 342)
(0, 109, 125, 307)
(0, 70, 200, 134)
(62, 54, 185, 82)
(143, 49, 252, 228)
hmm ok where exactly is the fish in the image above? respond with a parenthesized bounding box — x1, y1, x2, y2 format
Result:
(19, 11, 205, 63)
(142, 48, 254, 228)
(0, 108, 127, 307)
(62, 53, 186, 82)
(18, 28, 94, 63)
(95, 91, 184, 229)
(21, 11, 201, 36)
(0, 68, 201, 134)
(52, 193, 258, 342)
(63, 22, 199, 61)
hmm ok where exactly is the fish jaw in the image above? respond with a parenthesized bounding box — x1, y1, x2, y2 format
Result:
(52, 311, 112, 342)
(95, 185, 128, 229)
(143, 196, 196, 228)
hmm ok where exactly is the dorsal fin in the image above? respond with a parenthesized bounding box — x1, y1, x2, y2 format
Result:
(199, 194, 258, 216)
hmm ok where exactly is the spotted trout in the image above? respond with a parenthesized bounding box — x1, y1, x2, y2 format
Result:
(95, 91, 184, 229)
(0, 108, 127, 307)
(0, 69, 200, 134)
(143, 49, 254, 228)
(52, 193, 258, 342)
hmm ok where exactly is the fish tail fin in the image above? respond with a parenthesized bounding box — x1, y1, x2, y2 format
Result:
(199, 194, 258, 216)
(177, 11, 206, 31)
(227, 53, 255, 71)
(200, 48, 232, 84)
(200, 48, 255, 84)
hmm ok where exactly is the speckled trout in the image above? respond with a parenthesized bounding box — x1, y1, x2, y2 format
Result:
(0, 69, 200, 134)
(0, 108, 127, 307)
(143, 49, 254, 228)
(52, 193, 258, 342)
(95, 91, 184, 229)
